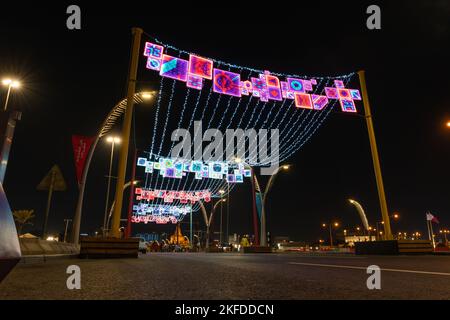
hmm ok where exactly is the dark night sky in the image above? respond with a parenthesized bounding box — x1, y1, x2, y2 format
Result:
(0, 1, 449, 242)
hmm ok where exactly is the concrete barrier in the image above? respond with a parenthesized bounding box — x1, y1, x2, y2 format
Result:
(79, 237, 139, 258)
(355, 240, 433, 255)
(19, 238, 79, 256)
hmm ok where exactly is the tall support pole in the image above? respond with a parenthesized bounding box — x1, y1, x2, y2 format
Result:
(190, 208, 193, 247)
(250, 168, 260, 246)
(110, 28, 143, 238)
(358, 70, 393, 240)
(125, 149, 137, 238)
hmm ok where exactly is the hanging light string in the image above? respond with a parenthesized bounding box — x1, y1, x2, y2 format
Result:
(143, 31, 355, 80)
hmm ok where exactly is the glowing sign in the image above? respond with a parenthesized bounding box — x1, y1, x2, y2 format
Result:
(189, 54, 213, 80)
(213, 69, 241, 97)
(312, 94, 329, 110)
(325, 87, 339, 99)
(287, 78, 305, 93)
(160, 54, 188, 82)
(187, 74, 203, 90)
(294, 93, 313, 109)
(144, 42, 164, 59)
(339, 99, 357, 113)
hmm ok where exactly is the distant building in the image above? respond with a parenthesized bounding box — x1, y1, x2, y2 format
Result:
(344, 235, 376, 247)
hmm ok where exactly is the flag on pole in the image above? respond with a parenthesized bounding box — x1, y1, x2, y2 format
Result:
(426, 212, 440, 224)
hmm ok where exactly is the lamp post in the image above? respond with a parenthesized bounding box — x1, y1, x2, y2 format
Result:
(322, 222, 339, 247)
(103, 136, 120, 236)
(2, 78, 20, 111)
(219, 189, 225, 243)
(260, 165, 290, 246)
(204, 198, 227, 250)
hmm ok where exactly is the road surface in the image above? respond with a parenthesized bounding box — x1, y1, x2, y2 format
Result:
(0, 253, 449, 299)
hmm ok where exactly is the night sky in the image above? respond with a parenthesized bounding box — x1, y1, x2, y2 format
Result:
(1, 1, 449, 242)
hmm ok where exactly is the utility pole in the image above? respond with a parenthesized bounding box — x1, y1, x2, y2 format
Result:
(110, 27, 143, 238)
(358, 70, 393, 240)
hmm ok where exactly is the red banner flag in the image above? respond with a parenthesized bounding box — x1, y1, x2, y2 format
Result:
(71, 135, 94, 186)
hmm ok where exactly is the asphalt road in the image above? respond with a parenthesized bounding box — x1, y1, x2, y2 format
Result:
(0, 253, 449, 300)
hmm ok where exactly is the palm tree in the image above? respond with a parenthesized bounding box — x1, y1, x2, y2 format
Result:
(13, 210, 35, 236)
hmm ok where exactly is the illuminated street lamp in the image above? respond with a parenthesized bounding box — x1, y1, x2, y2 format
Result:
(103, 136, 121, 236)
(2, 78, 20, 111)
(322, 221, 340, 247)
(446, 121, 450, 128)
(218, 189, 226, 243)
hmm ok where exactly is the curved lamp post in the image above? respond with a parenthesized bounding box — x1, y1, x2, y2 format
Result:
(199, 198, 226, 250)
(348, 199, 370, 232)
(260, 165, 290, 246)
(71, 91, 156, 245)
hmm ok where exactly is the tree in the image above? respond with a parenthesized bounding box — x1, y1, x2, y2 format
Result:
(13, 210, 35, 236)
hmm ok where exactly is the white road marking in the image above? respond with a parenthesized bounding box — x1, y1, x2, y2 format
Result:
(288, 262, 450, 276)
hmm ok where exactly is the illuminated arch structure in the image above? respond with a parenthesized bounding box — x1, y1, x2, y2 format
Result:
(129, 34, 362, 226)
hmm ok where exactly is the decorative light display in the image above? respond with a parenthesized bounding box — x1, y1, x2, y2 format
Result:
(137, 156, 251, 183)
(136, 35, 360, 216)
(143, 41, 361, 113)
(135, 188, 211, 203)
(132, 204, 192, 224)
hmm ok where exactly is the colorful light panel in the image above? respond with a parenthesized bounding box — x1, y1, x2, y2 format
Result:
(325, 87, 339, 99)
(160, 54, 188, 82)
(294, 93, 313, 109)
(287, 78, 305, 93)
(340, 98, 357, 113)
(213, 69, 241, 97)
(187, 74, 203, 90)
(143, 42, 164, 59)
(312, 94, 329, 110)
(188, 54, 213, 79)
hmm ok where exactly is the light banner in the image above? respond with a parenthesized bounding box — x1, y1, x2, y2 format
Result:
(71, 135, 94, 186)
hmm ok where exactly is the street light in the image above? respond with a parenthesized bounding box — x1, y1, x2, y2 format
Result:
(260, 164, 291, 246)
(2, 78, 21, 111)
(103, 136, 121, 236)
(322, 221, 340, 247)
(218, 189, 225, 243)
(446, 121, 450, 128)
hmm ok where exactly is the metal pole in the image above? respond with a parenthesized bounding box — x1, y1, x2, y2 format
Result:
(250, 168, 259, 246)
(261, 167, 280, 246)
(42, 169, 56, 239)
(190, 207, 193, 247)
(358, 70, 393, 240)
(226, 181, 230, 245)
(219, 197, 223, 244)
(3, 85, 12, 111)
(125, 149, 137, 238)
(110, 28, 143, 238)
(329, 224, 333, 247)
(103, 141, 115, 236)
